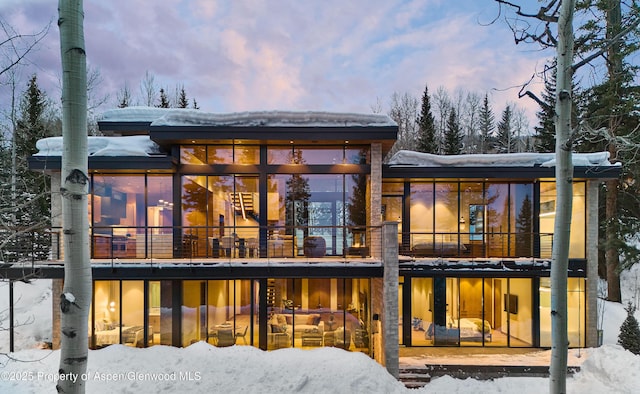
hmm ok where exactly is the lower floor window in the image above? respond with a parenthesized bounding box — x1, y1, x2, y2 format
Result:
(89, 278, 373, 354)
(405, 277, 585, 348)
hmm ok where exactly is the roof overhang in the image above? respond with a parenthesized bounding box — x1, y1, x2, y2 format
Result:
(383, 164, 621, 180)
(28, 155, 176, 173)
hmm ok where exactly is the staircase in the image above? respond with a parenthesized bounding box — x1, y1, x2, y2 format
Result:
(398, 364, 581, 388)
(229, 192, 254, 220)
(398, 367, 431, 389)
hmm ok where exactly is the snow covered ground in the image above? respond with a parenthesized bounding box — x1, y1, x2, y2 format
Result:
(1, 267, 640, 393)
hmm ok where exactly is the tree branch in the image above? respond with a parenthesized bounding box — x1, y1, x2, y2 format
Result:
(572, 11, 640, 71)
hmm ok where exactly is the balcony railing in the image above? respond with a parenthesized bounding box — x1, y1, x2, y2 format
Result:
(86, 225, 383, 262)
(403, 231, 554, 259)
(1, 227, 557, 266)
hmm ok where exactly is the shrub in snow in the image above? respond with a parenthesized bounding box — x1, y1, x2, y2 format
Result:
(618, 302, 640, 355)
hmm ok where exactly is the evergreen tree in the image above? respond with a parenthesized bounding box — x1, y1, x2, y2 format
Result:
(157, 88, 170, 108)
(574, 0, 640, 301)
(535, 60, 557, 153)
(416, 84, 438, 153)
(7, 75, 53, 260)
(177, 86, 189, 108)
(443, 108, 462, 155)
(495, 105, 516, 153)
(478, 94, 495, 153)
(192, 99, 200, 110)
(618, 302, 640, 355)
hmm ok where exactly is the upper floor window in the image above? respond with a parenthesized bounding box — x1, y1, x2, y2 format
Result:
(180, 145, 259, 165)
(267, 146, 369, 165)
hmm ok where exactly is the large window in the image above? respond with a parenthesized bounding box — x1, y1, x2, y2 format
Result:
(539, 277, 585, 347)
(401, 180, 584, 259)
(268, 173, 366, 256)
(182, 279, 256, 347)
(90, 280, 148, 348)
(91, 175, 144, 258)
(267, 146, 369, 165)
(181, 175, 260, 257)
(180, 145, 260, 165)
(539, 181, 586, 258)
(409, 277, 533, 347)
(267, 278, 370, 352)
(90, 175, 173, 259)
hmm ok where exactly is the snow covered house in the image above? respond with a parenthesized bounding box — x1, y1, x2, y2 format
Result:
(21, 107, 619, 358)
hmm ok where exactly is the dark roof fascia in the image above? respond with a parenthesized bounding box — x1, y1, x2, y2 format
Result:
(149, 125, 398, 144)
(3, 264, 383, 280)
(97, 121, 152, 134)
(383, 164, 621, 180)
(28, 156, 176, 172)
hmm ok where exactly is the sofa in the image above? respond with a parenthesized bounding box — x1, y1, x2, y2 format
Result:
(270, 313, 324, 338)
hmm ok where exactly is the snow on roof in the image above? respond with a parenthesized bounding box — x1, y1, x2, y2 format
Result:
(388, 150, 618, 167)
(100, 106, 397, 128)
(34, 136, 162, 157)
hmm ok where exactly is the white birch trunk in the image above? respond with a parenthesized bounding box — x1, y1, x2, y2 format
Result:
(57, 1, 91, 393)
(550, 1, 576, 393)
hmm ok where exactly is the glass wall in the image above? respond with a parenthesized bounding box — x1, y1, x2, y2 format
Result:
(539, 277, 586, 347)
(268, 173, 367, 257)
(399, 179, 588, 259)
(267, 146, 369, 165)
(409, 183, 434, 254)
(181, 175, 260, 258)
(91, 175, 144, 258)
(90, 280, 146, 348)
(182, 279, 256, 347)
(539, 181, 586, 258)
(409, 276, 533, 347)
(267, 278, 371, 352)
(90, 174, 173, 259)
(181, 145, 260, 165)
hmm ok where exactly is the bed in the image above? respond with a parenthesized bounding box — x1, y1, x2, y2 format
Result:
(457, 318, 492, 342)
(426, 317, 492, 343)
(93, 325, 153, 347)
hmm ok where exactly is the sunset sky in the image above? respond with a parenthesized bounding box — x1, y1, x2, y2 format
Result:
(1, 0, 559, 124)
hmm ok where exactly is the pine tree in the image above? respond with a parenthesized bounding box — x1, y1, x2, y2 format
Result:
(416, 84, 438, 153)
(6, 75, 54, 261)
(177, 86, 189, 108)
(443, 107, 462, 155)
(535, 60, 557, 153)
(478, 94, 495, 153)
(157, 88, 170, 108)
(495, 105, 516, 153)
(192, 99, 200, 110)
(574, 0, 640, 301)
(618, 302, 640, 355)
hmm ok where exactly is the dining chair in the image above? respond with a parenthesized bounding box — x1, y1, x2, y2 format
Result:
(216, 328, 236, 347)
(235, 325, 248, 345)
(220, 236, 236, 258)
(246, 238, 259, 258)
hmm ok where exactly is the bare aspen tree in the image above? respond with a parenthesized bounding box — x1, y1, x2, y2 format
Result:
(57, 0, 90, 393)
(549, 2, 576, 392)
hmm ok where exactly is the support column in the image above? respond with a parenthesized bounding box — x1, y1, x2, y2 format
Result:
(585, 180, 600, 347)
(382, 221, 399, 378)
(369, 143, 382, 258)
(52, 279, 63, 350)
(51, 173, 63, 260)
